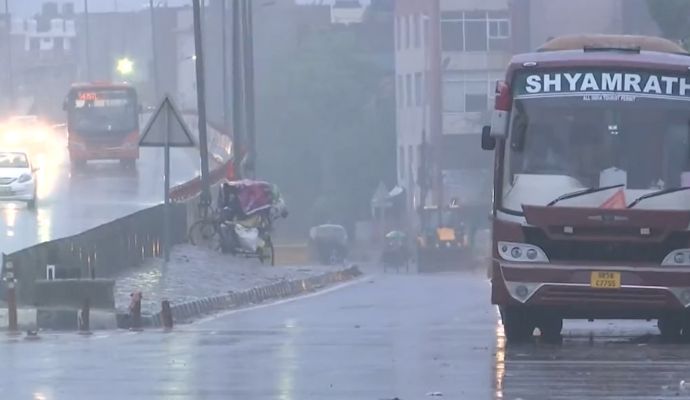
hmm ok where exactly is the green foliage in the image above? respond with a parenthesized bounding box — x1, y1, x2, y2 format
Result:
(646, 0, 690, 44)
(256, 26, 396, 235)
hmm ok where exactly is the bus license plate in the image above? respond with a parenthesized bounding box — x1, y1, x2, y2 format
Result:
(590, 271, 621, 289)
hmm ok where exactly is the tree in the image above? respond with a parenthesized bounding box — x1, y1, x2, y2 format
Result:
(256, 25, 396, 236)
(646, 0, 690, 47)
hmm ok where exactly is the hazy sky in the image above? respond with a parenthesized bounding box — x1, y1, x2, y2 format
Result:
(12, 0, 364, 17)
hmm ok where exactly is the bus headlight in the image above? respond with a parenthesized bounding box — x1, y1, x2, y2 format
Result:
(662, 249, 690, 266)
(498, 241, 549, 263)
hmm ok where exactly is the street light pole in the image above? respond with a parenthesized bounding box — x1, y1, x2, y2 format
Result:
(192, 0, 212, 207)
(4, 0, 14, 111)
(221, 0, 231, 137)
(232, 0, 244, 179)
(149, 0, 160, 100)
(84, 0, 91, 81)
(243, 0, 256, 178)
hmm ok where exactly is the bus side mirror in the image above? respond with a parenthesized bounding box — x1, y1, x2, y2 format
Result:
(481, 125, 495, 150)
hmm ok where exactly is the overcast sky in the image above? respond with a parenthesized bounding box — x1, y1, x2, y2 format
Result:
(11, 0, 366, 17)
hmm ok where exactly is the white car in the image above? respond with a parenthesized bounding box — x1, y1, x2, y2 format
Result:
(0, 152, 38, 209)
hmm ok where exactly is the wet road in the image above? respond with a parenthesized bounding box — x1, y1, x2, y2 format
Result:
(4, 271, 690, 399)
(0, 146, 199, 253)
(0, 127, 202, 254)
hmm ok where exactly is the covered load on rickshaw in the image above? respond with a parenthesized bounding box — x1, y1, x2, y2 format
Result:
(215, 179, 288, 263)
(308, 224, 348, 265)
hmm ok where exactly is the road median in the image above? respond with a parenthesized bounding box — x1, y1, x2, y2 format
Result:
(113, 244, 361, 329)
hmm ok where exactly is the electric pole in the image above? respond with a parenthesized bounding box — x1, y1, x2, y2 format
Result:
(192, 0, 212, 206)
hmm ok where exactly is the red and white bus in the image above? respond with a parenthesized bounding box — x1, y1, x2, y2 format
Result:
(483, 35, 690, 342)
(63, 82, 140, 169)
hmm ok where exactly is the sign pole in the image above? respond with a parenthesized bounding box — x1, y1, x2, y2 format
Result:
(139, 95, 196, 263)
(163, 106, 171, 262)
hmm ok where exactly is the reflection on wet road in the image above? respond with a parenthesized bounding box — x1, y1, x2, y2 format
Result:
(500, 320, 690, 399)
(0, 136, 199, 253)
(4, 270, 690, 399)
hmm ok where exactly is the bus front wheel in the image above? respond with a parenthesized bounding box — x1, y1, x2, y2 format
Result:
(500, 306, 535, 343)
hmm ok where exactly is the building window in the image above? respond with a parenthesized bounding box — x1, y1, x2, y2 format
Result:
(424, 71, 430, 105)
(399, 146, 405, 181)
(397, 75, 403, 109)
(414, 72, 422, 107)
(423, 16, 430, 46)
(443, 71, 503, 113)
(465, 20, 487, 51)
(29, 38, 39, 51)
(489, 20, 510, 39)
(395, 17, 401, 50)
(441, 20, 463, 51)
(441, 10, 511, 52)
(406, 74, 412, 107)
(405, 15, 410, 49)
(408, 145, 414, 181)
(413, 14, 421, 48)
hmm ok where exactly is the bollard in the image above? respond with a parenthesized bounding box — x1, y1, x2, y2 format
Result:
(161, 300, 173, 330)
(78, 298, 92, 335)
(4, 261, 18, 335)
(129, 291, 143, 331)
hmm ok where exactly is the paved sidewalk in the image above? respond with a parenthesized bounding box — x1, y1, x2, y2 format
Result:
(114, 244, 339, 315)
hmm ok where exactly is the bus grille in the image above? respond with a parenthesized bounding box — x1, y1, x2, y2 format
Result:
(523, 227, 690, 264)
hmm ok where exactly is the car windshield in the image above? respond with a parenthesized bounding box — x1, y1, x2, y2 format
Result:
(0, 152, 28, 168)
(67, 89, 137, 134)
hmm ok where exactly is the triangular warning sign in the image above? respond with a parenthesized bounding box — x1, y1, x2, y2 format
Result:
(139, 95, 196, 147)
(600, 189, 627, 209)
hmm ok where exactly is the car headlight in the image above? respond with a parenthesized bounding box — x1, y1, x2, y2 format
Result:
(662, 249, 690, 266)
(498, 241, 549, 263)
(17, 174, 32, 183)
(4, 131, 20, 144)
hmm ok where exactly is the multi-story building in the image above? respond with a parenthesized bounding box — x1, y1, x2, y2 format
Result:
(394, 0, 662, 223)
(6, 2, 78, 118)
(394, 0, 507, 217)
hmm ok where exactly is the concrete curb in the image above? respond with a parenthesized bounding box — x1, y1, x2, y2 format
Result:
(118, 265, 362, 329)
(0, 308, 119, 331)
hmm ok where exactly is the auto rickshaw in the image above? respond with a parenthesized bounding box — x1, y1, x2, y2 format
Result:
(382, 230, 410, 273)
(309, 224, 348, 265)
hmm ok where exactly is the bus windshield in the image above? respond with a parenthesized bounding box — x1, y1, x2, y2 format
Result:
(502, 70, 690, 211)
(67, 88, 138, 135)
